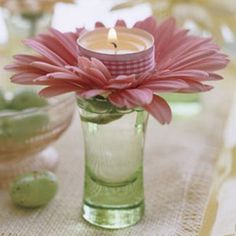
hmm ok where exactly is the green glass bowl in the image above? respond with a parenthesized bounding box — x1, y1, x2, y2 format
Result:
(0, 93, 76, 187)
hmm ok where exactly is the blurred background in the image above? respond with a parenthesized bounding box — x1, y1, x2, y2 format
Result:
(0, 0, 235, 52)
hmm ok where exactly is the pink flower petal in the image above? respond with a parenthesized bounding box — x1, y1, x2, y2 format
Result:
(12, 54, 47, 64)
(10, 73, 43, 85)
(160, 50, 218, 70)
(108, 88, 153, 108)
(208, 73, 224, 80)
(31, 61, 70, 73)
(33, 72, 88, 88)
(115, 20, 127, 27)
(87, 67, 109, 85)
(158, 70, 209, 79)
(110, 74, 136, 83)
(107, 74, 136, 89)
(154, 18, 176, 56)
(141, 79, 189, 92)
(133, 16, 158, 35)
(35, 34, 77, 65)
(39, 85, 78, 97)
(77, 56, 92, 68)
(23, 39, 67, 66)
(91, 57, 111, 79)
(124, 88, 153, 105)
(79, 89, 107, 99)
(46, 72, 80, 80)
(95, 22, 105, 28)
(4, 64, 44, 74)
(108, 92, 136, 109)
(49, 28, 79, 60)
(144, 95, 172, 124)
(178, 80, 213, 92)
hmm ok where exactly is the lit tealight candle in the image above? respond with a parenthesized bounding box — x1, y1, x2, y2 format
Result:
(108, 28, 118, 52)
(77, 27, 155, 76)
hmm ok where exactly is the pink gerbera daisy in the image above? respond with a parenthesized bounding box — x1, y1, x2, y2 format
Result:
(5, 17, 229, 124)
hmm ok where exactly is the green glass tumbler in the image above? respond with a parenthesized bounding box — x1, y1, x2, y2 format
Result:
(79, 107, 148, 229)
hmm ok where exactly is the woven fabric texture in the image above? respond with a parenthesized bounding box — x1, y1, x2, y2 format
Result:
(0, 79, 233, 236)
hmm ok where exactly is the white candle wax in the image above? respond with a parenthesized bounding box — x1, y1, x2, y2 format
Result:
(78, 27, 153, 55)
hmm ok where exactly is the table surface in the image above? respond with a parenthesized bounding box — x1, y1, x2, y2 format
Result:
(0, 1, 236, 234)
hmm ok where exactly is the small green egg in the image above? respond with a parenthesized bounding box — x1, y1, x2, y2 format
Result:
(8, 112, 49, 140)
(8, 90, 48, 110)
(0, 111, 49, 142)
(0, 110, 16, 141)
(0, 90, 7, 110)
(10, 171, 58, 208)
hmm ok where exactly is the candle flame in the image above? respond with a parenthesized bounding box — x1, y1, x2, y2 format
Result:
(108, 28, 117, 43)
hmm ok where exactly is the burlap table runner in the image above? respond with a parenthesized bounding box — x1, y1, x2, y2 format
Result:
(0, 74, 234, 235)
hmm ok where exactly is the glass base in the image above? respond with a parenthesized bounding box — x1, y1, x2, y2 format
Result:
(83, 201, 144, 229)
(82, 166, 144, 229)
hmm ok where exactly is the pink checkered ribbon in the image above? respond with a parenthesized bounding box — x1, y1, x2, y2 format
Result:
(78, 46, 155, 77)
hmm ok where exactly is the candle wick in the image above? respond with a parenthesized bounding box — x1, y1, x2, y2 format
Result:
(111, 42, 118, 49)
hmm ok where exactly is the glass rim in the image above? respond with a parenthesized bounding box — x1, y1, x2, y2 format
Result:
(0, 92, 76, 119)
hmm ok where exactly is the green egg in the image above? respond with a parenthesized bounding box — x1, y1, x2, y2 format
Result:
(8, 90, 48, 110)
(0, 111, 49, 141)
(0, 110, 16, 140)
(8, 112, 49, 140)
(10, 171, 58, 208)
(0, 90, 7, 110)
